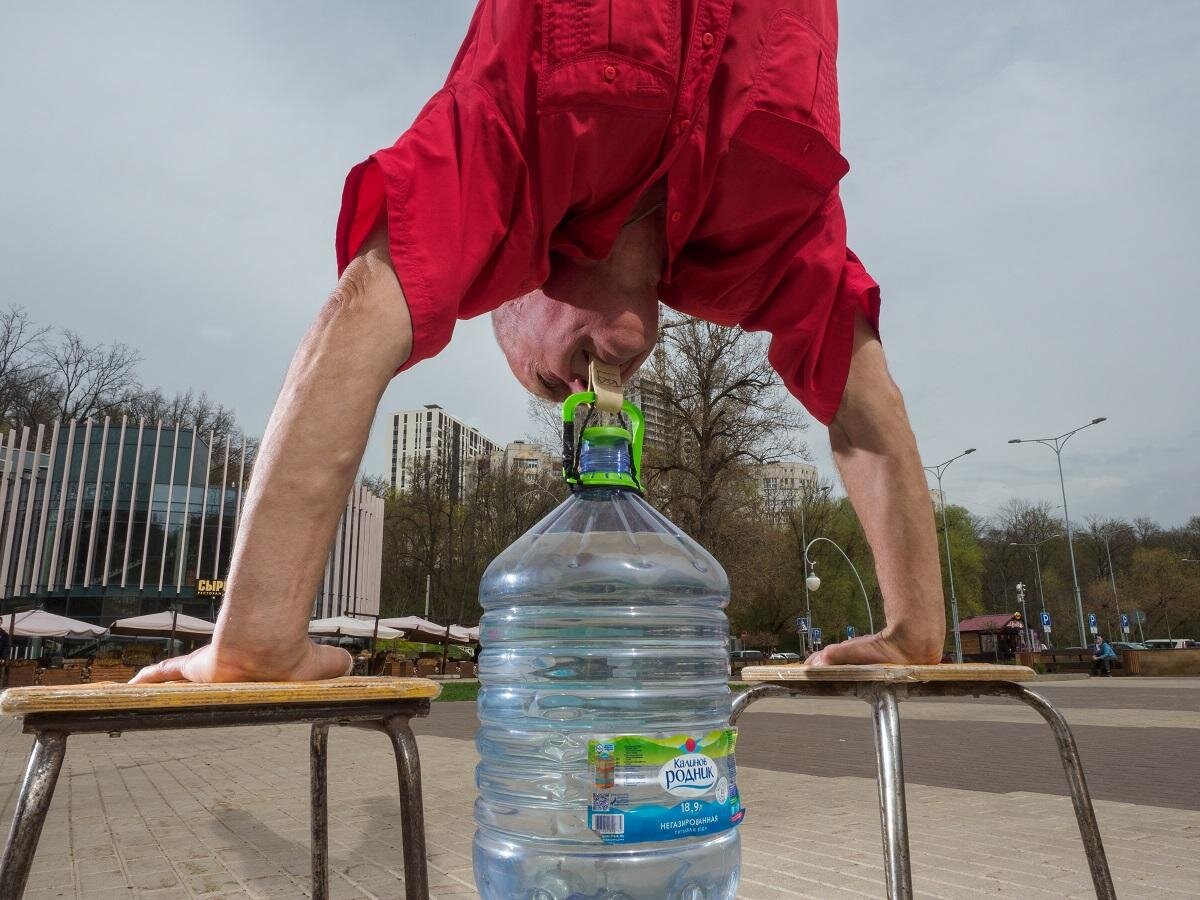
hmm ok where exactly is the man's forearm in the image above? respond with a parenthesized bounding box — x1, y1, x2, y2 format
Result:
(827, 315, 946, 662)
(214, 233, 410, 665)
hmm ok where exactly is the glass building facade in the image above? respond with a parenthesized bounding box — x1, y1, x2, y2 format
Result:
(0, 418, 382, 626)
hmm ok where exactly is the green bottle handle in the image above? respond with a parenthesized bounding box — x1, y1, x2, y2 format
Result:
(561, 391, 645, 490)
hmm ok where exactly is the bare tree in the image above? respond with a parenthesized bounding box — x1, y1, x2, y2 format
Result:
(0, 307, 51, 426)
(40, 329, 142, 420)
(641, 314, 806, 545)
(121, 388, 240, 446)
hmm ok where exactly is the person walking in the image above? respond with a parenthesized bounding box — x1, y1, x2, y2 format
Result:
(1091, 634, 1118, 677)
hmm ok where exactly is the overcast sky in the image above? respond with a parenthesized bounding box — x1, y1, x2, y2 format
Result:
(3, 1, 1197, 526)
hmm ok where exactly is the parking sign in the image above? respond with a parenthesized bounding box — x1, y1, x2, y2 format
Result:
(810, 627, 823, 644)
(846, 625, 857, 639)
(1087, 612, 1098, 634)
(796, 616, 809, 632)
(1040, 610, 1052, 633)
(1120, 613, 1130, 633)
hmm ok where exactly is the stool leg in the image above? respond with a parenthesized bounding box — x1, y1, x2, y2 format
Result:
(1006, 685, 1116, 899)
(310, 724, 330, 900)
(381, 715, 428, 900)
(0, 730, 68, 900)
(868, 688, 913, 900)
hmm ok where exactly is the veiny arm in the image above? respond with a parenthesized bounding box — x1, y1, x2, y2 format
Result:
(133, 229, 409, 683)
(807, 313, 946, 665)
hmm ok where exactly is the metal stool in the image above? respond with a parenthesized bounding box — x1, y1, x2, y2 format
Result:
(0, 676, 441, 900)
(734, 663, 1115, 900)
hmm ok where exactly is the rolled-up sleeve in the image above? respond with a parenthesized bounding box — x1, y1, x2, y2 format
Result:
(739, 191, 880, 426)
(335, 83, 543, 372)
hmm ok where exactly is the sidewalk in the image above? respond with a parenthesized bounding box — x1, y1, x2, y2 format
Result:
(0, 680, 1196, 898)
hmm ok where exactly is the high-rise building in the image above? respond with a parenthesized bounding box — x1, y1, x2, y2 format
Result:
(491, 440, 560, 484)
(755, 460, 819, 523)
(390, 405, 501, 499)
(626, 371, 671, 450)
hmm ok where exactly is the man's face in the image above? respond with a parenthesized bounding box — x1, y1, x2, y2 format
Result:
(492, 194, 665, 401)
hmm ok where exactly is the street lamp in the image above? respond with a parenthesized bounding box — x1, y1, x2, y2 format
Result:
(1008, 417, 1106, 647)
(1095, 524, 1134, 641)
(804, 537, 874, 634)
(1009, 534, 1061, 647)
(923, 448, 976, 663)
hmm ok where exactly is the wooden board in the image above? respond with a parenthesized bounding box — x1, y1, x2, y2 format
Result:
(741, 663, 1036, 684)
(0, 676, 442, 715)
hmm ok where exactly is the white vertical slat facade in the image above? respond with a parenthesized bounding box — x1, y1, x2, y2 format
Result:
(1, 420, 383, 626)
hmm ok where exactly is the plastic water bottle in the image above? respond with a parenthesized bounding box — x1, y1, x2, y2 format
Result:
(473, 395, 742, 899)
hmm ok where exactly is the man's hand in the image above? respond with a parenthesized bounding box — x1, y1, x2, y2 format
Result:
(130, 640, 351, 685)
(133, 227, 411, 684)
(816, 313, 947, 666)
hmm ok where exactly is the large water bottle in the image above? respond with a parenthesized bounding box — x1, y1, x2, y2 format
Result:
(473, 394, 742, 899)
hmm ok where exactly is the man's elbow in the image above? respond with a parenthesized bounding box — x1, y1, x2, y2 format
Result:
(311, 234, 413, 375)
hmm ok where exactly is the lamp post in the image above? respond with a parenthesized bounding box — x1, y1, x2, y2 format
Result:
(1009, 534, 1060, 647)
(923, 448, 976, 663)
(798, 489, 814, 656)
(1008, 417, 1106, 647)
(1015, 582, 1030, 650)
(1096, 524, 1134, 640)
(803, 537, 874, 634)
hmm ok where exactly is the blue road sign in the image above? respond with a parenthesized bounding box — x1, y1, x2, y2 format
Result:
(846, 625, 857, 639)
(1120, 613, 1130, 628)
(796, 616, 809, 632)
(1040, 611, 1052, 627)
(1088, 612, 1098, 628)
(810, 627, 823, 644)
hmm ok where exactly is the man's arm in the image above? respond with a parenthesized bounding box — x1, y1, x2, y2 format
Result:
(807, 313, 946, 665)
(133, 229, 408, 683)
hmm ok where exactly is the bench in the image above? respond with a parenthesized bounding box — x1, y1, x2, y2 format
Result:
(0, 677, 441, 899)
(736, 663, 1114, 900)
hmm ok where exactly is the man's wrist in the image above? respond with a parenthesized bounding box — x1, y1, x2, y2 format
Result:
(879, 618, 946, 664)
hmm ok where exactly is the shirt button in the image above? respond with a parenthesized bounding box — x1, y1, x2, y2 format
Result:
(676, 118, 691, 133)
(603, 65, 617, 82)
(702, 32, 715, 47)
(670, 210, 682, 224)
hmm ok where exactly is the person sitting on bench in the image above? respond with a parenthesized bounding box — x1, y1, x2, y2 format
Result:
(1091, 635, 1118, 677)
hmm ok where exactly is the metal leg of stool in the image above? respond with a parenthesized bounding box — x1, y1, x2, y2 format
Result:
(310, 724, 330, 900)
(381, 715, 428, 900)
(868, 687, 913, 900)
(0, 730, 68, 900)
(1004, 684, 1116, 899)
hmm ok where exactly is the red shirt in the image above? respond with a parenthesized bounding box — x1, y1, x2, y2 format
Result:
(337, 0, 879, 424)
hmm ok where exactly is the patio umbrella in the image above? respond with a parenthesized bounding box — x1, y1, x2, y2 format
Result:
(4, 610, 105, 640)
(110, 611, 216, 639)
(379, 616, 473, 644)
(307, 616, 403, 641)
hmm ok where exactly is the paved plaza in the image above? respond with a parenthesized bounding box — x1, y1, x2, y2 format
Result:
(1, 678, 1197, 899)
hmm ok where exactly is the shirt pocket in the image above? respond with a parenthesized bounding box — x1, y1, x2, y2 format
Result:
(747, 9, 840, 149)
(538, 0, 678, 113)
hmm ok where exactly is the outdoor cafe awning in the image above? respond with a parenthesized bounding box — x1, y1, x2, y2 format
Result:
(307, 616, 403, 640)
(3, 610, 106, 640)
(110, 611, 216, 639)
(379, 616, 476, 644)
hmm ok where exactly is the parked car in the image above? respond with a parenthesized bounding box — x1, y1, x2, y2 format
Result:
(731, 650, 766, 663)
(1142, 639, 1190, 650)
(1110, 641, 1148, 651)
(730, 650, 766, 675)
(769, 652, 801, 662)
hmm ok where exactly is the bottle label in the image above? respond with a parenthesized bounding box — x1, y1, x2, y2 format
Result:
(587, 729, 744, 844)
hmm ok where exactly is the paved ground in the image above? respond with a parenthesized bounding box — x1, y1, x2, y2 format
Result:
(1, 677, 1197, 899)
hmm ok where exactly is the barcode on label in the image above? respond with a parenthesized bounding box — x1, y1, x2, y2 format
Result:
(592, 813, 625, 835)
